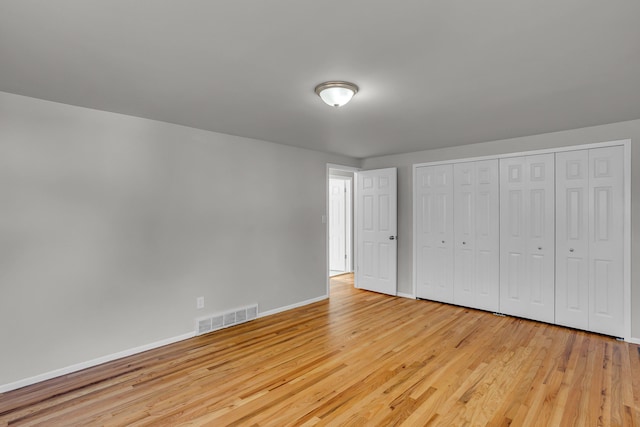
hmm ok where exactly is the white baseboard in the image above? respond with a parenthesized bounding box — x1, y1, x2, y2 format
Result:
(258, 294, 328, 318)
(626, 337, 640, 345)
(1, 295, 330, 394)
(0, 332, 195, 394)
(397, 292, 415, 299)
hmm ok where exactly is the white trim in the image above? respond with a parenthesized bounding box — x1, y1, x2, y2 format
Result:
(258, 295, 328, 318)
(0, 332, 195, 393)
(412, 164, 418, 298)
(327, 163, 360, 173)
(412, 139, 631, 169)
(623, 141, 632, 342)
(397, 292, 416, 299)
(412, 139, 632, 339)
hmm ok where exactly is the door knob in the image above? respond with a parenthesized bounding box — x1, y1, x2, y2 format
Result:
(538, 247, 542, 250)
(442, 240, 445, 244)
(389, 236, 397, 240)
(462, 241, 466, 245)
(569, 248, 574, 252)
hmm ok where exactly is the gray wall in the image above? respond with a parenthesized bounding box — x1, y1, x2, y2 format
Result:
(0, 91, 359, 386)
(362, 120, 640, 340)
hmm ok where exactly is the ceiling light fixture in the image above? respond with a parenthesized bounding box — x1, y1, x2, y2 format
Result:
(315, 81, 359, 107)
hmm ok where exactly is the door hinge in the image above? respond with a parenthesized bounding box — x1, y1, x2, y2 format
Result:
(345, 254, 347, 259)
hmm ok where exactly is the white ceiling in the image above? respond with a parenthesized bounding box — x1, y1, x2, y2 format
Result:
(1, 1, 639, 159)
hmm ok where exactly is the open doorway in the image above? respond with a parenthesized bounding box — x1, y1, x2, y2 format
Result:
(326, 164, 358, 295)
(329, 175, 352, 276)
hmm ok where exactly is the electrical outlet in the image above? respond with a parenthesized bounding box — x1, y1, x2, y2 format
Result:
(197, 296, 204, 309)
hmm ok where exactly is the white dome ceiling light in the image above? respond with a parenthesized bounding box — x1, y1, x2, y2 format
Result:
(315, 81, 359, 107)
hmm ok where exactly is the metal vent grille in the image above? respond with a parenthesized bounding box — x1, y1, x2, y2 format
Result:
(195, 304, 258, 336)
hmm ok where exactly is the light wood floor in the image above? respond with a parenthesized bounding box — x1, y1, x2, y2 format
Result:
(2, 274, 639, 426)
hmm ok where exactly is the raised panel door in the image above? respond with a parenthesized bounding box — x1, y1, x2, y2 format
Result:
(588, 146, 624, 336)
(416, 165, 454, 302)
(356, 168, 397, 296)
(500, 154, 555, 322)
(555, 150, 589, 330)
(453, 160, 499, 311)
(453, 162, 476, 307)
(473, 159, 500, 311)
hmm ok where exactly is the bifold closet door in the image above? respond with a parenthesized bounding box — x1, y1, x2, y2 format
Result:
(416, 165, 454, 302)
(555, 150, 589, 330)
(556, 146, 624, 337)
(453, 160, 499, 311)
(500, 154, 555, 323)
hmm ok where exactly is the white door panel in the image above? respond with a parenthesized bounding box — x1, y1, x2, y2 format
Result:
(556, 146, 624, 337)
(453, 160, 499, 311)
(588, 146, 624, 336)
(416, 165, 453, 302)
(500, 154, 555, 323)
(555, 150, 589, 329)
(356, 168, 397, 296)
(473, 159, 500, 311)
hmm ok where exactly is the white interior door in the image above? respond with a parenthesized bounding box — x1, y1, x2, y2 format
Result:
(588, 146, 624, 336)
(500, 154, 555, 323)
(556, 150, 590, 330)
(453, 162, 476, 306)
(329, 178, 347, 272)
(454, 159, 500, 311)
(356, 168, 397, 295)
(416, 165, 454, 302)
(556, 146, 625, 336)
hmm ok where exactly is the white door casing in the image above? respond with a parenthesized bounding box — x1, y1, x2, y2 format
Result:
(415, 165, 454, 302)
(355, 168, 397, 296)
(329, 178, 347, 272)
(500, 154, 555, 323)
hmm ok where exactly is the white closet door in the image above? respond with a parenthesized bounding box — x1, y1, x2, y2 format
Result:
(500, 154, 555, 323)
(416, 165, 454, 302)
(556, 150, 589, 329)
(473, 159, 500, 311)
(453, 162, 476, 307)
(589, 146, 624, 336)
(453, 160, 499, 311)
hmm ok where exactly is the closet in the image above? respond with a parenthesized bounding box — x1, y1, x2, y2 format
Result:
(413, 141, 628, 338)
(415, 160, 499, 310)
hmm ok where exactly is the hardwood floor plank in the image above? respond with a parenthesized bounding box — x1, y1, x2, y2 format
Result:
(1, 274, 638, 426)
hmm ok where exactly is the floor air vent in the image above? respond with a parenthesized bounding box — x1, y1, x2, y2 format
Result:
(196, 304, 258, 336)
